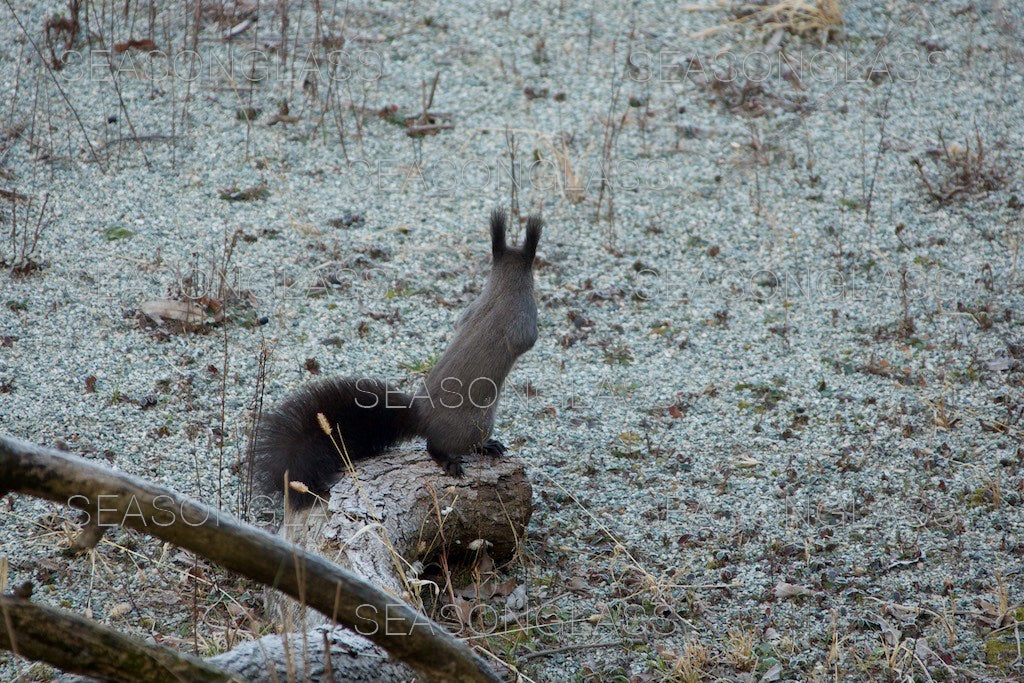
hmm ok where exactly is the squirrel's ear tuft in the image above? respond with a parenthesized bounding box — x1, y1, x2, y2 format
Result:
(490, 207, 508, 258)
(523, 215, 543, 261)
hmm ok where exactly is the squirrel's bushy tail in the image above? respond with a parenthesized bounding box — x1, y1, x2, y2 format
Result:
(253, 377, 416, 507)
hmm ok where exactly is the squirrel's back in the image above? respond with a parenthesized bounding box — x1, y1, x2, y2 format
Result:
(415, 210, 541, 455)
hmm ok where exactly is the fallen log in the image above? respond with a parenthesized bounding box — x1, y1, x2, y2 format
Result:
(273, 448, 533, 627)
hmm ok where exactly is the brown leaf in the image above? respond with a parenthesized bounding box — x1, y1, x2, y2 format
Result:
(475, 548, 495, 575)
(458, 576, 495, 600)
(451, 596, 474, 626)
(567, 576, 589, 592)
(113, 38, 158, 53)
(493, 577, 519, 598)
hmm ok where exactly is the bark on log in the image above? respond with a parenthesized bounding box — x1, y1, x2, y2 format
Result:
(206, 626, 411, 682)
(274, 448, 533, 627)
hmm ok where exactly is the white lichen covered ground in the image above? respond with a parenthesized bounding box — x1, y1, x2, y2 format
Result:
(1, 0, 1023, 680)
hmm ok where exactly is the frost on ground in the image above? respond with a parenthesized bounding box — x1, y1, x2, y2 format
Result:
(1, 0, 1023, 680)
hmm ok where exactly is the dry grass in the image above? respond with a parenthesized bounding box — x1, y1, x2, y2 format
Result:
(542, 136, 587, 205)
(912, 126, 1009, 204)
(724, 629, 757, 671)
(1, 191, 51, 276)
(665, 638, 712, 682)
(695, 1, 843, 45)
(686, 58, 808, 117)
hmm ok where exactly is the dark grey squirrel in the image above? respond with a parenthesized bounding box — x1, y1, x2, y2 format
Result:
(253, 208, 542, 507)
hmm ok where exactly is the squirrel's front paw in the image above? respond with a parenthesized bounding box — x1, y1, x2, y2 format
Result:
(476, 438, 508, 456)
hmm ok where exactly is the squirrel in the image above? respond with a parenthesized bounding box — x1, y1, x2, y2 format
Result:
(253, 208, 542, 507)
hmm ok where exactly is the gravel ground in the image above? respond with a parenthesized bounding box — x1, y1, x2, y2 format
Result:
(1, 0, 1023, 680)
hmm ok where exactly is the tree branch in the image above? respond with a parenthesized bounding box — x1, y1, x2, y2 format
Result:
(0, 433, 499, 682)
(0, 595, 238, 682)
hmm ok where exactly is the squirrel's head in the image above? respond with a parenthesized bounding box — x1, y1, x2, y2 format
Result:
(490, 208, 542, 273)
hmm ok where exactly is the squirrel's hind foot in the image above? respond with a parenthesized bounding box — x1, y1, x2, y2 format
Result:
(427, 442, 465, 477)
(442, 458, 466, 477)
(475, 438, 508, 457)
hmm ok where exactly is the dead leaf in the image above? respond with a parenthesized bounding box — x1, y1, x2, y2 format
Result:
(140, 299, 205, 329)
(108, 602, 132, 619)
(506, 584, 527, 611)
(987, 358, 1012, 372)
(493, 577, 519, 598)
(759, 662, 783, 682)
(476, 549, 495, 575)
(883, 602, 922, 625)
(113, 38, 158, 53)
(226, 603, 248, 621)
(886, 550, 924, 571)
(567, 576, 589, 592)
(773, 581, 814, 600)
(450, 596, 473, 626)
(222, 16, 256, 40)
(872, 613, 900, 647)
(458, 577, 495, 600)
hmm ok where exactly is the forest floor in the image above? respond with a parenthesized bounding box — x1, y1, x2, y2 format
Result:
(1, 0, 1023, 680)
